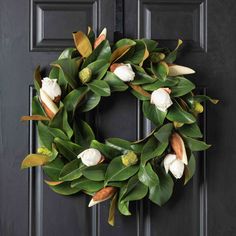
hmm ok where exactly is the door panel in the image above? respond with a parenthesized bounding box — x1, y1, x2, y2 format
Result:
(0, 0, 236, 235)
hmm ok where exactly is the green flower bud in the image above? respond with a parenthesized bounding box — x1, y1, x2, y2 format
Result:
(194, 102, 204, 113)
(150, 52, 165, 63)
(79, 67, 92, 84)
(121, 151, 138, 167)
(37, 147, 52, 157)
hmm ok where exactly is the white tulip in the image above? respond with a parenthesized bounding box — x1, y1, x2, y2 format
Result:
(77, 148, 102, 166)
(41, 77, 61, 101)
(164, 154, 185, 179)
(151, 88, 173, 112)
(113, 64, 135, 82)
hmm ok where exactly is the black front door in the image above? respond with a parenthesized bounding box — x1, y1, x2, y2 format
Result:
(0, 0, 235, 235)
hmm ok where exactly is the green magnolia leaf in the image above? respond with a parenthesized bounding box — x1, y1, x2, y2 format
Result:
(21, 154, 50, 169)
(165, 39, 183, 63)
(54, 138, 84, 161)
(131, 88, 150, 101)
(183, 136, 211, 151)
(49, 182, 81, 195)
(63, 87, 88, 113)
(194, 95, 219, 104)
(141, 137, 168, 165)
(154, 123, 173, 143)
(38, 121, 54, 150)
(87, 80, 111, 97)
(122, 181, 148, 202)
(151, 61, 169, 81)
(171, 77, 195, 97)
(167, 101, 196, 124)
(118, 200, 130, 216)
(72, 31, 92, 58)
(82, 164, 108, 181)
(34, 66, 41, 92)
(103, 72, 128, 92)
(138, 163, 159, 187)
(126, 40, 146, 64)
(90, 140, 121, 159)
(58, 48, 76, 59)
(105, 138, 132, 152)
(105, 156, 139, 184)
(87, 26, 95, 46)
(59, 159, 85, 181)
(79, 91, 101, 112)
(87, 59, 110, 80)
(32, 96, 46, 116)
(74, 120, 95, 147)
(43, 158, 64, 181)
(114, 38, 136, 49)
(178, 123, 203, 138)
(131, 69, 156, 85)
(142, 78, 179, 91)
(70, 177, 103, 192)
(49, 107, 73, 139)
(149, 168, 174, 206)
(142, 101, 167, 127)
(141, 39, 158, 52)
(184, 153, 196, 185)
(83, 39, 111, 68)
(51, 58, 79, 89)
(47, 126, 69, 141)
(131, 142, 145, 154)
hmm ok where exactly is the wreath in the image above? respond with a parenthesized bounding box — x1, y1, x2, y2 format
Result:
(21, 27, 218, 226)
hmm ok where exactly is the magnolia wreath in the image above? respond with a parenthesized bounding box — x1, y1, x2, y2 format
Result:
(21, 27, 218, 226)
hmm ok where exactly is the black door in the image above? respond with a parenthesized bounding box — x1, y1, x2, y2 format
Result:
(0, 0, 235, 235)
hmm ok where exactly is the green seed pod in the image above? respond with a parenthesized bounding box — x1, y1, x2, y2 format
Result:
(194, 102, 204, 113)
(79, 67, 92, 84)
(121, 151, 138, 167)
(150, 52, 165, 63)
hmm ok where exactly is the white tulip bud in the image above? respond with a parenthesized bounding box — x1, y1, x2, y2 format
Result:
(164, 154, 185, 179)
(113, 64, 135, 82)
(151, 88, 173, 112)
(77, 148, 102, 167)
(41, 77, 61, 101)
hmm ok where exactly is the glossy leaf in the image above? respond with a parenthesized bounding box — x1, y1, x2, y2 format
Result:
(82, 164, 108, 181)
(171, 77, 195, 97)
(90, 140, 121, 159)
(141, 137, 168, 165)
(167, 101, 196, 124)
(54, 137, 84, 161)
(138, 163, 159, 187)
(152, 61, 169, 81)
(51, 58, 79, 89)
(154, 123, 173, 143)
(105, 138, 132, 152)
(83, 39, 111, 68)
(178, 123, 203, 138)
(49, 107, 73, 139)
(70, 177, 103, 192)
(183, 136, 211, 151)
(73, 31, 92, 58)
(87, 59, 110, 80)
(49, 182, 81, 195)
(127, 40, 146, 64)
(105, 156, 139, 184)
(79, 91, 101, 112)
(87, 80, 111, 96)
(74, 120, 95, 147)
(38, 121, 54, 150)
(58, 48, 76, 59)
(142, 78, 179, 91)
(43, 158, 65, 181)
(141, 39, 158, 52)
(21, 154, 50, 169)
(165, 39, 183, 63)
(149, 168, 174, 206)
(184, 153, 196, 185)
(103, 72, 128, 92)
(142, 101, 167, 127)
(59, 159, 85, 181)
(63, 87, 88, 113)
(194, 95, 219, 104)
(32, 96, 46, 116)
(34, 66, 41, 92)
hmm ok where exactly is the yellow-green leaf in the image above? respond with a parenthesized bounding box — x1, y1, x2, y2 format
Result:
(108, 193, 118, 226)
(44, 180, 64, 186)
(73, 31, 92, 58)
(21, 154, 50, 169)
